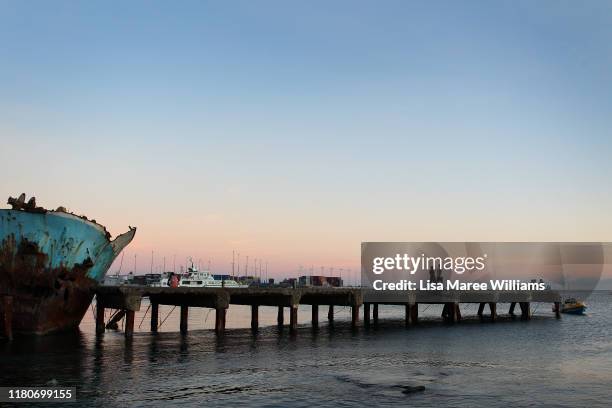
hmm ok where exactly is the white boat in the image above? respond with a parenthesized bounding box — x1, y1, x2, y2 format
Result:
(150, 272, 173, 287)
(102, 272, 129, 286)
(151, 261, 249, 288)
(179, 262, 248, 288)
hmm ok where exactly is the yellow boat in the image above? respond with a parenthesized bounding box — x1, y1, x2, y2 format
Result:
(559, 298, 586, 315)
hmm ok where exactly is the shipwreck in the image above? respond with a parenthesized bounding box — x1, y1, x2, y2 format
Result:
(0, 194, 135, 335)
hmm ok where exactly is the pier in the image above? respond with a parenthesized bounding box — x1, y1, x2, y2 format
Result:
(93, 286, 362, 338)
(91, 286, 562, 339)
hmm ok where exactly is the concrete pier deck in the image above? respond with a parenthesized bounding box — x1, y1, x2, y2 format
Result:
(91, 286, 562, 339)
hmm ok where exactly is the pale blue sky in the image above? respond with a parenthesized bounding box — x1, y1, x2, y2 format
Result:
(1, 1, 611, 276)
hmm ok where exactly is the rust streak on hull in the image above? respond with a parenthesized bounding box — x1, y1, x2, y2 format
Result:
(0, 235, 97, 334)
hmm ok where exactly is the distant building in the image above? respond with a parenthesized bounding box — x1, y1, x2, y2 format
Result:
(326, 276, 343, 287)
(237, 275, 259, 285)
(130, 273, 162, 286)
(280, 277, 298, 288)
(299, 275, 343, 287)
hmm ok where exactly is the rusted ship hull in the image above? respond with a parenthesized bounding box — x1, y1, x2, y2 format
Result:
(0, 198, 135, 335)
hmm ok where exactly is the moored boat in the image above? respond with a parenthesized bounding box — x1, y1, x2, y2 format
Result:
(180, 267, 248, 288)
(160, 259, 248, 288)
(559, 298, 587, 315)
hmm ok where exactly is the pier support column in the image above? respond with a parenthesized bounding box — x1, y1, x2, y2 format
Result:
(180, 306, 189, 334)
(509, 302, 517, 317)
(372, 304, 379, 326)
(351, 305, 360, 328)
(312, 305, 319, 329)
(443, 303, 459, 323)
(553, 302, 561, 319)
(95, 304, 105, 336)
(290, 305, 298, 333)
(215, 308, 226, 335)
(442, 303, 452, 322)
(410, 303, 418, 325)
(489, 303, 497, 322)
(520, 302, 531, 320)
(251, 305, 259, 332)
(277, 306, 284, 327)
(2, 296, 13, 341)
(405, 304, 410, 327)
(150, 302, 159, 333)
(328, 305, 334, 323)
(477, 302, 485, 318)
(364, 303, 371, 327)
(125, 310, 135, 338)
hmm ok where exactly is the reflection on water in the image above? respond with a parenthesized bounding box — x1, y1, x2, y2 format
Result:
(2, 293, 612, 407)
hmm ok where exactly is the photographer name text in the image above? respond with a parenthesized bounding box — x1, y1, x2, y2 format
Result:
(372, 279, 547, 291)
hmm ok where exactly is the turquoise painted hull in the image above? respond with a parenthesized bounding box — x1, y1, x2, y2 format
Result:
(0, 209, 135, 334)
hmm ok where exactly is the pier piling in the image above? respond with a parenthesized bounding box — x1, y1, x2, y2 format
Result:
(312, 305, 319, 329)
(150, 302, 159, 333)
(290, 306, 298, 333)
(442, 303, 452, 322)
(125, 310, 135, 338)
(489, 302, 497, 322)
(410, 303, 418, 325)
(405, 304, 410, 327)
(509, 302, 517, 317)
(351, 305, 359, 328)
(443, 303, 459, 323)
(277, 306, 284, 327)
(364, 303, 371, 327)
(519, 302, 531, 320)
(477, 302, 485, 318)
(180, 306, 188, 334)
(215, 308, 226, 334)
(251, 305, 259, 332)
(95, 304, 105, 335)
(372, 304, 379, 326)
(328, 305, 334, 323)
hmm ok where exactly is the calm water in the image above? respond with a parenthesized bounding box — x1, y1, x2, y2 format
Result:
(2, 292, 612, 407)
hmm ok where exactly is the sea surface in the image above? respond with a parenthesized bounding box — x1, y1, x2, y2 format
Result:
(2, 292, 612, 407)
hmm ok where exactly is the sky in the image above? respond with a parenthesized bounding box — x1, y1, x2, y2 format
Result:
(1, 1, 612, 281)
